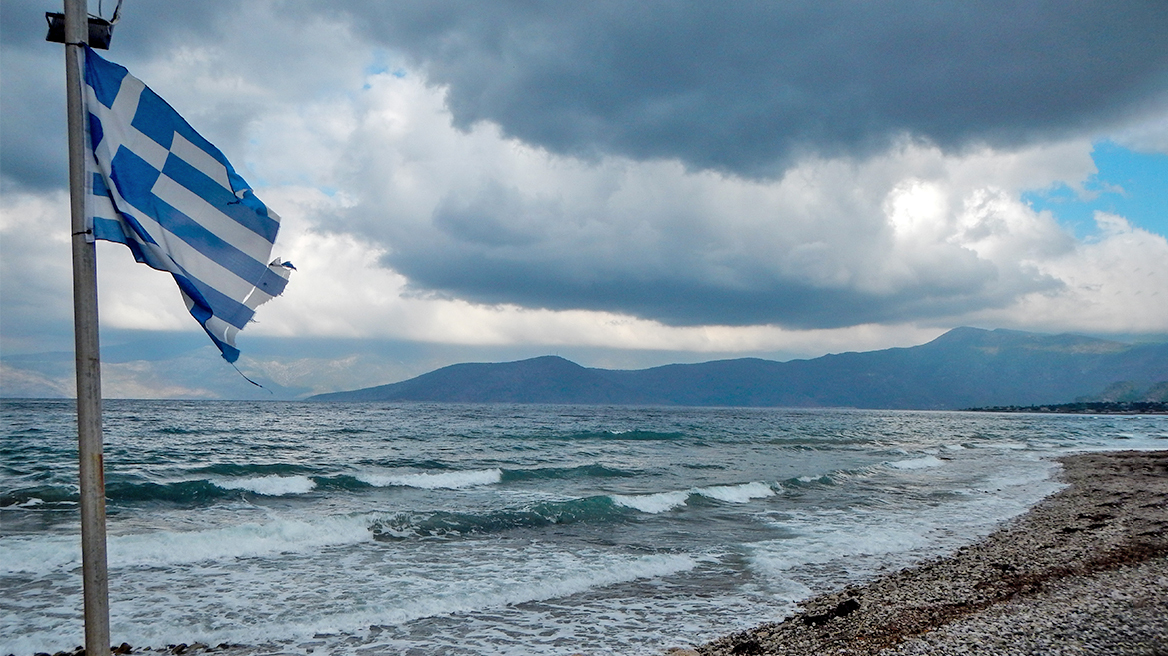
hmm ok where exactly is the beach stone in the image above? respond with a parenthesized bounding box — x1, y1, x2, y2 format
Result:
(692, 451, 1168, 656)
(887, 556, 1168, 655)
(729, 638, 763, 655)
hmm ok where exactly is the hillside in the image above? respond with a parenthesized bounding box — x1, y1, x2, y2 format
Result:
(308, 328, 1168, 409)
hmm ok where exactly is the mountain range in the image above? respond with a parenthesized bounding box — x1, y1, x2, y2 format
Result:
(308, 327, 1168, 409)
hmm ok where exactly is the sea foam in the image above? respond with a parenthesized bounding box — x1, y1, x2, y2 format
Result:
(698, 481, 776, 503)
(214, 475, 317, 495)
(611, 491, 690, 514)
(0, 514, 375, 574)
(886, 455, 945, 470)
(611, 482, 775, 514)
(357, 468, 503, 489)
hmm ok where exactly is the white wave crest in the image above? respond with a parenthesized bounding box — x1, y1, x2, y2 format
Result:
(612, 481, 775, 513)
(886, 455, 945, 470)
(611, 490, 689, 514)
(215, 475, 316, 495)
(357, 468, 502, 489)
(696, 482, 776, 503)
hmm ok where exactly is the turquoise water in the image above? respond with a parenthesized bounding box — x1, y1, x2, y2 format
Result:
(2, 400, 1165, 655)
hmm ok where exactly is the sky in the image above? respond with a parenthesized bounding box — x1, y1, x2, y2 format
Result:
(1, 0, 1167, 398)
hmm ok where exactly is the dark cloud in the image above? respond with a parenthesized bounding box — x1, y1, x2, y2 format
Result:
(327, 0, 1168, 176)
(305, 0, 1161, 330)
(0, 2, 69, 192)
(0, 0, 251, 192)
(433, 182, 547, 247)
(391, 249, 1016, 329)
(384, 227, 1050, 329)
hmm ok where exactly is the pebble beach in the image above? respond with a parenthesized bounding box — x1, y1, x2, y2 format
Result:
(693, 450, 1168, 656)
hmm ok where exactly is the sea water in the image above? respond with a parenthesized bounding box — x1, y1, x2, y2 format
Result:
(2, 400, 1166, 655)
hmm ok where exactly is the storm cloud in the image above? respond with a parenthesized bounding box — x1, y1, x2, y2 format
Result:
(324, 0, 1168, 176)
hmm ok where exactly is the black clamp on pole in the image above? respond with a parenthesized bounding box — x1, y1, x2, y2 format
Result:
(45, 12, 114, 49)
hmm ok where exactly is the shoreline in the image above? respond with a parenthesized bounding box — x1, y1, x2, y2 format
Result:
(10, 451, 1164, 656)
(691, 450, 1168, 655)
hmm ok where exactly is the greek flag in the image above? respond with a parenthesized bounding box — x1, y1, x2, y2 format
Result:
(81, 46, 292, 363)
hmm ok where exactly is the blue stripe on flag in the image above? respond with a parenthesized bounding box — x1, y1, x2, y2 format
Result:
(228, 182, 276, 224)
(108, 150, 279, 285)
(161, 154, 280, 241)
(177, 269, 256, 330)
(146, 192, 279, 287)
(85, 51, 127, 109)
(98, 175, 274, 329)
(172, 273, 241, 362)
(126, 78, 279, 237)
(91, 217, 155, 267)
(93, 212, 260, 334)
(131, 87, 178, 149)
(93, 209, 159, 249)
(87, 112, 105, 150)
(255, 266, 291, 297)
(91, 172, 109, 198)
(108, 147, 163, 210)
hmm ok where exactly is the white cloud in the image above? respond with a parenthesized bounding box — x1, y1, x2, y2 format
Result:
(972, 212, 1168, 333)
(0, 192, 81, 351)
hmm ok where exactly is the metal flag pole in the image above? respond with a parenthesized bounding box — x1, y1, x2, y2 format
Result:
(63, 0, 112, 653)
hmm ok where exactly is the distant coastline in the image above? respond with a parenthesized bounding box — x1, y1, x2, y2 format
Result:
(966, 401, 1168, 415)
(307, 327, 1168, 410)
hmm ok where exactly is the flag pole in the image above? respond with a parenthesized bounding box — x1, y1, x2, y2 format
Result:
(64, 0, 112, 653)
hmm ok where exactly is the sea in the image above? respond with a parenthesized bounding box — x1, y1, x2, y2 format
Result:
(2, 400, 1166, 656)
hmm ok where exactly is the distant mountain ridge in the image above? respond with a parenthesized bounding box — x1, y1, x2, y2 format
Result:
(308, 328, 1168, 409)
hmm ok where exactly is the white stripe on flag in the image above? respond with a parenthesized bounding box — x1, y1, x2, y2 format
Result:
(169, 132, 234, 193)
(100, 77, 171, 171)
(151, 174, 278, 261)
(243, 262, 293, 310)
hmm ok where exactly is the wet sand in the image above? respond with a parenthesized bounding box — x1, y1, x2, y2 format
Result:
(690, 450, 1168, 656)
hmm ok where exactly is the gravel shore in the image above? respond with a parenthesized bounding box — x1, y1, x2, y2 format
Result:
(691, 450, 1168, 656)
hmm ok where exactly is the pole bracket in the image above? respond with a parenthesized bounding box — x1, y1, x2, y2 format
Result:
(45, 12, 113, 49)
